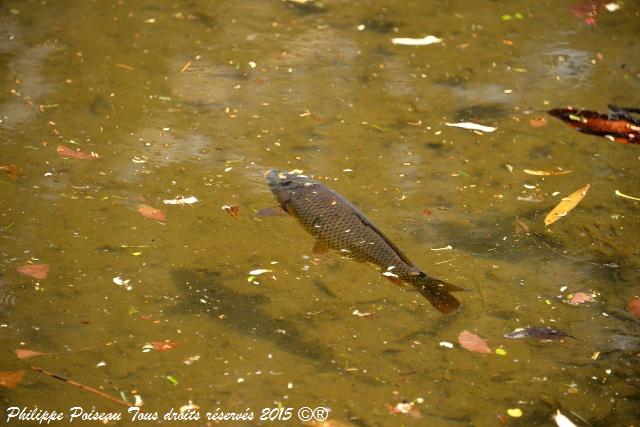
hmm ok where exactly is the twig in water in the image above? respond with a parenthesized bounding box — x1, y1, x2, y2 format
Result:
(542, 242, 617, 268)
(31, 366, 133, 408)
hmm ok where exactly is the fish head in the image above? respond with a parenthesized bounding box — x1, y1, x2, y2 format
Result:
(547, 108, 573, 120)
(265, 169, 314, 206)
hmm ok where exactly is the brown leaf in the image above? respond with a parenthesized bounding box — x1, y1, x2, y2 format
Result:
(222, 204, 240, 219)
(523, 169, 572, 176)
(566, 292, 595, 305)
(152, 341, 178, 352)
(0, 164, 17, 180)
(528, 117, 547, 128)
(458, 330, 492, 354)
(0, 370, 25, 389)
(626, 298, 640, 320)
(544, 184, 590, 226)
(57, 145, 99, 160)
(137, 204, 166, 222)
(17, 263, 49, 279)
(15, 349, 47, 359)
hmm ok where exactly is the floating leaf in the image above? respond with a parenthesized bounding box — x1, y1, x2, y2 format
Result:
(544, 184, 590, 226)
(17, 263, 49, 279)
(15, 349, 47, 359)
(57, 145, 99, 160)
(566, 292, 595, 305)
(523, 169, 572, 176)
(222, 204, 240, 219)
(445, 122, 496, 133)
(391, 35, 442, 46)
(152, 341, 178, 352)
(0, 164, 17, 180)
(0, 370, 25, 389)
(458, 330, 491, 353)
(626, 298, 640, 320)
(137, 204, 166, 222)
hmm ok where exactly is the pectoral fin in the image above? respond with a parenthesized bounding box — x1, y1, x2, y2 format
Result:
(384, 275, 405, 287)
(312, 240, 330, 254)
(256, 206, 289, 217)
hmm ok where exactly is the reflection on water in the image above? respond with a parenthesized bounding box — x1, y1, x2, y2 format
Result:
(1, 0, 639, 425)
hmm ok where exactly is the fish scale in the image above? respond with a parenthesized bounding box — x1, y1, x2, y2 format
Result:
(265, 170, 465, 314)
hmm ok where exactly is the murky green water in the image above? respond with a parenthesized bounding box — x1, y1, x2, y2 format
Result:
(1, 1, 639, 426)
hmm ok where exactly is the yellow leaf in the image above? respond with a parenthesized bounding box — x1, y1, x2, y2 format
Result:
(544, 184, 590, 226)
(523, 169, 572, 176)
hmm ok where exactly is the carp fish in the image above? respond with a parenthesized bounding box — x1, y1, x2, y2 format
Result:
(264, 169, 465, 314)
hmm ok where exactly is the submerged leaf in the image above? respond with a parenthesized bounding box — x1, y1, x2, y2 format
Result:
(515, 216, 530, 237)
(0, 164, 18, 180)
(17, 263, 49, 279)
(566, 292, 595, 305)
(544, 184, 590, 226)
(15, 349, 47, 359)
(626, 298, 640, 320)
(152, 341, 178, 352)
(458, 330, 491, 353)
(528, 117, 547, 128)
(0, 370, 25, 389)
(523, 169, 572, 176)
(57, 145, 99, 160)
(137, 204, 166, 222)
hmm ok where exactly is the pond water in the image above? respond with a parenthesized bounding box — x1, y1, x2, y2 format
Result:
(1, 1, 639, 426)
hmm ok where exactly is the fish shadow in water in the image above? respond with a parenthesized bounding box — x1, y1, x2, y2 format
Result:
(170, 268, 379, 383)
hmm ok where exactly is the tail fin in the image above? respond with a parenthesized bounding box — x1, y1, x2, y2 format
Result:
(414, 274, 466, 314)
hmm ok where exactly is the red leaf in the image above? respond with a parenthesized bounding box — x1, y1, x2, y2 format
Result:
(137, 204, 166, 222)
(15, 349, 47, 359)
(458, 330, 492, 354)
(567, 292, 595, 305)
(0, 164, 17, 180)
(17, 264, 49, 279)
(0, 370, 25, 389)
(627, 298, 640, 320)
(152, 341, 178, 352)
(57, 145, 100, 160)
